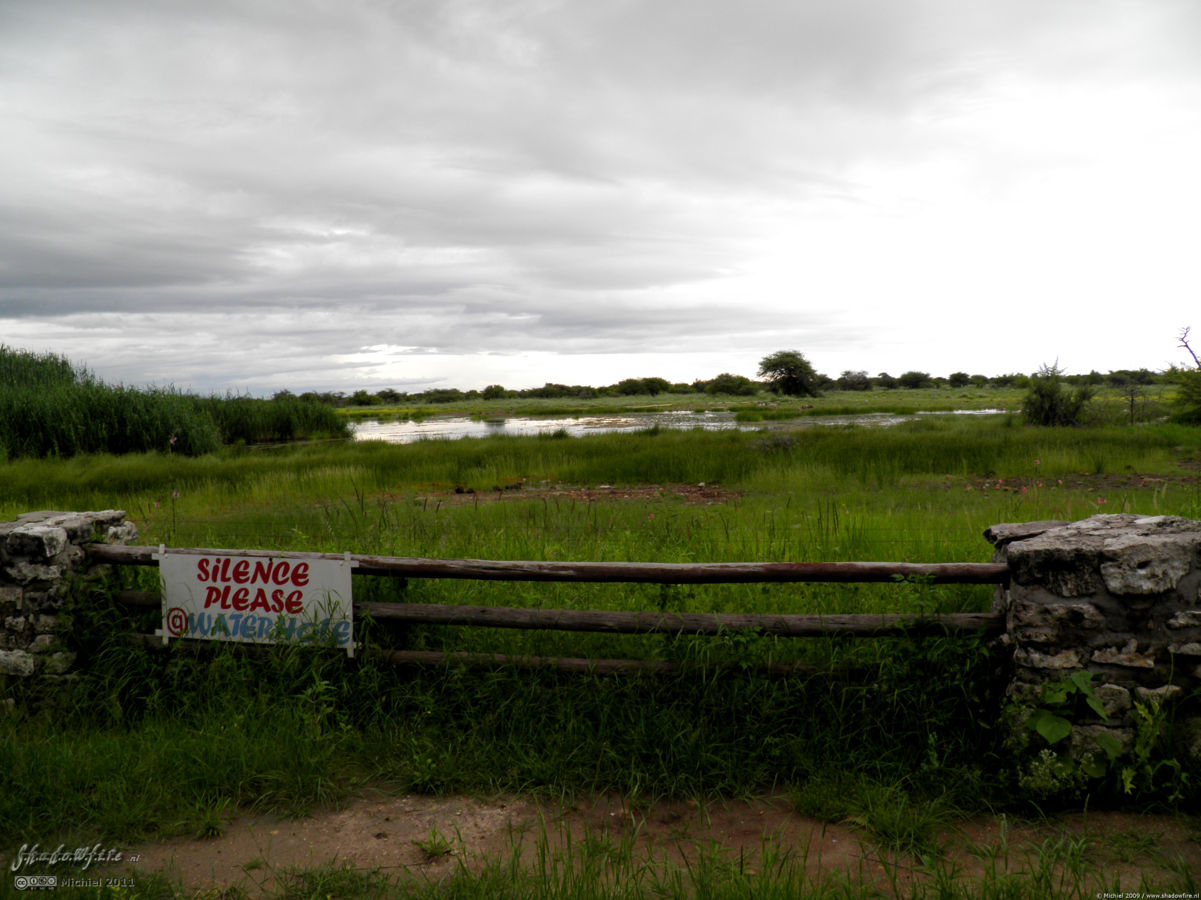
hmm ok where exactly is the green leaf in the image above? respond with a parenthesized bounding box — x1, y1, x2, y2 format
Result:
(1095, 732, 1123, 761)
(1085, 694, 1110, 721)
(1041, 682, 1070, 706)
(1081, 756, 1106, 779)
(1027, 709, 1072, 745)
(1068, 671, 1094, 693)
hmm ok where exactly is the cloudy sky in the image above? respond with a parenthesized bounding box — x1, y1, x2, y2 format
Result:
(2, 1, 1199, 395)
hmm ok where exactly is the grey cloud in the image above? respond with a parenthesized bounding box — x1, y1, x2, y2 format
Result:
(3, 0, 1198, 391)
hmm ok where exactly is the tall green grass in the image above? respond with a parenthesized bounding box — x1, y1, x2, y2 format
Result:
(3, 417, 1201, 856)
(0, 346, 348, 459)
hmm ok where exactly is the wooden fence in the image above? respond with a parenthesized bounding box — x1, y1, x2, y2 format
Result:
(89, 544, 1009, 674)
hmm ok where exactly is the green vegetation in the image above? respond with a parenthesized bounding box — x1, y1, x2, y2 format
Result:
(1023, 363, 1095, 427)
(318, 352, 1173, 409)
(758, 349, 823, 397)
(0, 346, 349, 459)
(3, 384, 1201, 895)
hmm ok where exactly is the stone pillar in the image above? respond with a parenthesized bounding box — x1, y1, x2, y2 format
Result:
(0, 510, 138, 698)
(987, 514, 1201, 794)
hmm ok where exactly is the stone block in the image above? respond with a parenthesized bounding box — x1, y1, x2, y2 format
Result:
(1169, 642, 1201, 657)
(1014, 647, 1085, 670)
(1005, 545, 1101, 597)
(1010, 597, 1107, 636)
(1094, 683, 1132, 717)
(3, 561, 62, 586)
(28, 634, 58, 653)
(3, 615, 28, 633)
(0, 648, 35, 676)
(106, 521, 139, 544)
(1100, 534, 1196, 595)
(1134, 684, 1184, 705)
(1070, 724, 1134, 758)
(1181, 716, 1201, 759)
(5, 524, 69, 560)
(42, 651, 75, 675)
(984, 521, 1069, 552)
(1169, 610, 1201, 628)
(1092, 639, 1157, 668)
(1002, 515, 1201, 599)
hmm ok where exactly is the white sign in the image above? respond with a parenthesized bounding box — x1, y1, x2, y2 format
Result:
(157, 550, 355, 656)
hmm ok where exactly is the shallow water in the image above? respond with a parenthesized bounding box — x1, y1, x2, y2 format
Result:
(351, 409, 1002, 444)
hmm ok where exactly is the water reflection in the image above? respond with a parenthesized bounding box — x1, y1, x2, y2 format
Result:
(351, 409, 1001, 444)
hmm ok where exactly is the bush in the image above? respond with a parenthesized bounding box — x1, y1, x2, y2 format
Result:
(897, 371, 931, 389)
(705, 373, 759, 396)
(837, 370, 872, 391)
(1023, 363, 1094, 427)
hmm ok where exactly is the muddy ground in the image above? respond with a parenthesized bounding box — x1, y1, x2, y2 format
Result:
(99, 791, 1201, 897)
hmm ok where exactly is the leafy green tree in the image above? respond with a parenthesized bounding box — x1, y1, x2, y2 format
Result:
(897, 371, 931, 389)
(837, 370, 871, 391)
(705, 373, 758, 396)
(1023, 362, 1094, 426)
(482, 384, 506, 400)
(948, 372, 970, 388)
(875, 372, 897, 389)
(758, 350, 821, 397)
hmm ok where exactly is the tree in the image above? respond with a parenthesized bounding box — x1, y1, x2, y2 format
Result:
(948, 372, 970, 388)
(758, 350, 821, 397)
(837, 370, 871, 391)
(1171, 328, 1201, 423)
(482, 384, 506, 400)
(705, 373, 758, 396)
(897, 371, 931, 389)
(1023, 362, 1094, 426)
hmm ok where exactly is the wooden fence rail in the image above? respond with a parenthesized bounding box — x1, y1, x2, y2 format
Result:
(91, 544, 1009, 672)
(89, 544, 1009, 585)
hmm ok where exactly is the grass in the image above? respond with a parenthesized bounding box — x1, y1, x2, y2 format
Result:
(0, 346, 348, 460)
(3, 414, 1201, 890)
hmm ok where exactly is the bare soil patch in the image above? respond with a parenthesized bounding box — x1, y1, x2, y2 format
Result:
(103, 792, 1201, 897)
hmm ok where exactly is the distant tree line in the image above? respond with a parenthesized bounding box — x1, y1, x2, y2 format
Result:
(317, 364, 1170, 407)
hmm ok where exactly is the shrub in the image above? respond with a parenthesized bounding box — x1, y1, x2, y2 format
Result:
(705, 373, 759, 396)
(836, 370, 871, 391)
(1023, 363, 1094, 427)
(897, 371, 931, 389)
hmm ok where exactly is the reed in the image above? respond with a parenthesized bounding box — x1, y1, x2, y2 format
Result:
(0, 346, 348, 459)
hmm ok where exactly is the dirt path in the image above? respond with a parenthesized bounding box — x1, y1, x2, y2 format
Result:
(100, 792, 1201, 897)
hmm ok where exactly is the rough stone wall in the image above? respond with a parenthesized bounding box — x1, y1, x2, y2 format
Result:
(987, 514, 1201, 766)
(0, 510, 138, 695)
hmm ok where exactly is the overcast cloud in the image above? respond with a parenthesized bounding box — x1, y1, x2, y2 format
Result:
(2, 0, 1199, 394)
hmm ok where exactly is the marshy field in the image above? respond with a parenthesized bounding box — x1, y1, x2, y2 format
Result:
(2, 355, 1200, 898)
